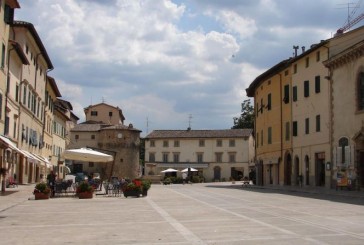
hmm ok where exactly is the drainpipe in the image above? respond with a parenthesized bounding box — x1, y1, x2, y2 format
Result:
(323, 45, 333, 189)
(279, 73, 283, 186)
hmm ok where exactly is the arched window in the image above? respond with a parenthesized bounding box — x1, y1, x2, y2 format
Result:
(338, 137, 349, 164)
(358, 72, 364, 110)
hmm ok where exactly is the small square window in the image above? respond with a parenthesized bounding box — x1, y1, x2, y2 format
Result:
(216, 140, 222, 147)
(163, 140, 169, 147)
(199, 140, 205, 147)
(91, 135, 95, 140)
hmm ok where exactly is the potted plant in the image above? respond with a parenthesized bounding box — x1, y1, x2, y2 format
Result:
(33, 182, 51, 200)
(141, 179, 151, 196)
(122, 179, 142, 198)
(76, 181, 94, 199)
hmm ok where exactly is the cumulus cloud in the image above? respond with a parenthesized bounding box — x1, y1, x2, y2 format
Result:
(14, 0, 352, 133)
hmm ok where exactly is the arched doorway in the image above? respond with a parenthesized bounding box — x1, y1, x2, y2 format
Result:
(213, 166, 221, 181)
(284, 153, 292, 185)
(305, 155, 310, 186)
(294, 156, 300, 186)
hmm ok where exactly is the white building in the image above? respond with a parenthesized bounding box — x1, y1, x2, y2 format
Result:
(145, 129, 254, 182)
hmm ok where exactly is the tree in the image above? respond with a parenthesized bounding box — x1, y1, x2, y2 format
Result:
(232, 99, 254, 129)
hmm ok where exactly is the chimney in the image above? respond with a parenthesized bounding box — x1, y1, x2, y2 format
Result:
(301, 46, 305, 53)
(293, 45, 299, 57)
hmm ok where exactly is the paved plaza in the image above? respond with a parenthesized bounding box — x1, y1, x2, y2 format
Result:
(0, 183, 364, 245)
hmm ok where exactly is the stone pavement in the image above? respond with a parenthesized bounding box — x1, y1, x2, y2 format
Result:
(0, 183, 363, 244)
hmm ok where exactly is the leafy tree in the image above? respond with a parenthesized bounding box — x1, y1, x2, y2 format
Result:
(232, 99, 254, 129)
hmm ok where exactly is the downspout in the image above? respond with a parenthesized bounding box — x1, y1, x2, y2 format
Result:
(279, 73, 283, 186)
(323, 45, 333, 188)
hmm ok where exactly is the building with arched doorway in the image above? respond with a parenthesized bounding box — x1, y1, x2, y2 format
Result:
(247, 25, 364, 189)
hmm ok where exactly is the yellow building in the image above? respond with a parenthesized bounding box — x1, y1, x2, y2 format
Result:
(246, 60, 291, 186)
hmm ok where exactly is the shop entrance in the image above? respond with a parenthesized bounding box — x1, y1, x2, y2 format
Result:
(284, 154, 292, 185)
(315, 153, 325, 186)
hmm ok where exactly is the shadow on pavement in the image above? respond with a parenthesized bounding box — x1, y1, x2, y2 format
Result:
(204, 184, 364, 206)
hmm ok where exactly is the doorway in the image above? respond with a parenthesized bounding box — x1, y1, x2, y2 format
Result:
(359, 152, 364, 188)
(315, 153, 325, 186)
(305, 155, 310, 185)
(284, 154, 292, 185)
(213, 166, 221, 181)
(294, 157, 300, 185)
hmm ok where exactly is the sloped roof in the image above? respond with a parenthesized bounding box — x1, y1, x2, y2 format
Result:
(145, 129, 253, 139)
(71, 123, 105, 132)
(11, 21, 53, 69)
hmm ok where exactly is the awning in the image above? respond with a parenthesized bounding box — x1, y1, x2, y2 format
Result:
(157, 163, 209, 168)
(20, 150, 39, 164)
(0, 135, 22, 153)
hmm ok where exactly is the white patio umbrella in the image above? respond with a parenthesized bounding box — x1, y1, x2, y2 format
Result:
(161, 168, 179, 173)
(181, 168, 198, 172)
(62, 148, 114, 162)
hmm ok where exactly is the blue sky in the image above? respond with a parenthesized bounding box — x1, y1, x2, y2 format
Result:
(14, 0, 363, 136)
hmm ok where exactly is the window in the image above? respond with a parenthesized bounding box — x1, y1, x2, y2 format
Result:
(15, 85, 19, 102)
(305, 57, 309, 67)
(89, 162, 94, 167)
(338, 137, 349, 164)
(268, 127, 272, 144)
(174, 140, 180, 147)
(91, 135, 95, 140)
(1, 44, 5, 68)
(229, 139, 235, 147)
(316, 115, 321, 132)
(197, 153, 203, 163)
(256, 132, 259, 147)
(4, 4, 14, 24)
(305, 118, 309, 134)
(173, 153, 179, 163)
(199, 139, 205, 147)
(316, 51, 320, 62)
(293, 64, 297, 73)
(90, 111, 98, 116)
(4, 116, 9, 135)
(284, 70, 289, 76)
(293, 86, 297, 102)
(216, 139, 222, 147)
(23, 86, 26, 104)
(304, 80, 309, 97)
(315, 76, 320, 93)
(75, 135, 79, 140)
(109, 111, 112, 117)
(358, 72, 364, 110)
(256, 102, 259, 117)
(150, 140, 155, 147)
(267, 93, 271, 110)
(229, 153, 236, 163)
(13, 121, 16, 138)
(162, 153, 169, 162)
(216, 153, 223, 163)
(293, 121, 298, 136)
(285, 122, 290, 141)
(149, 153, 155, 162)
(163, 140, 169, 147)
(283, 84, 289, 103)
(260, 98, 264, 113)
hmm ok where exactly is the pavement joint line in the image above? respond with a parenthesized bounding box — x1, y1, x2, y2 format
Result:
(203, 188, 364, 240)
(169, 187, 297, 236)
(146, 197, 206, 245)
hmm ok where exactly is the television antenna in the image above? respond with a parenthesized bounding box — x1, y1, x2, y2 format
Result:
(335, 0, 364, 34)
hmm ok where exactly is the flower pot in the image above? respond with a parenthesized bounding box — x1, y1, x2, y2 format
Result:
(34, 192, 50, 200)
(123, 190, 141, 198)
(78, 192, 93, 199)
